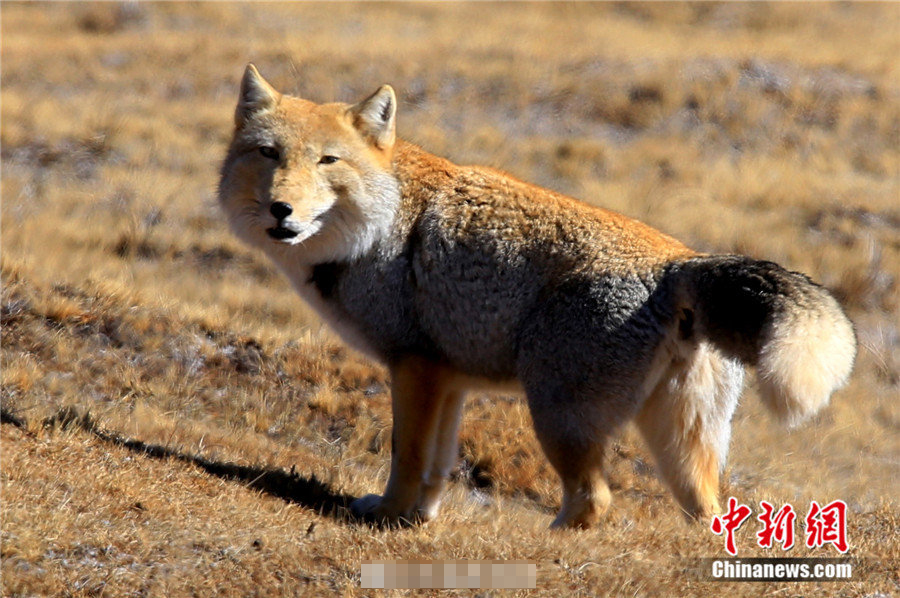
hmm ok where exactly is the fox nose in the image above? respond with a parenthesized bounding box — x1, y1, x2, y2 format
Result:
(270, 201, 293, 220)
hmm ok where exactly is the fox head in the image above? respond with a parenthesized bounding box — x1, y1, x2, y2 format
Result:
(219, 64, 401, 264)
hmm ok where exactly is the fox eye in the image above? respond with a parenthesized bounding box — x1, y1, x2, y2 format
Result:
(318, 155, 340, 165)
(259, 146, 280, 160)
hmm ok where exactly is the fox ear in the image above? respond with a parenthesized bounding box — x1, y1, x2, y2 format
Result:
(236, 64, 281, 126)
(350, 85, 396, 149)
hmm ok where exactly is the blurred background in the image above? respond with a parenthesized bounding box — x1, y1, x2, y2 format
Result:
(3, 3, 897, 327)
(2, 3, 898, 596)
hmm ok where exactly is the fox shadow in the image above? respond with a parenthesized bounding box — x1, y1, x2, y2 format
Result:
(31, 407, 360, 524)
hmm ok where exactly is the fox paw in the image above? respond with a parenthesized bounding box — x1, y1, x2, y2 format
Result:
(350, 494, 420, 527)
(350, 494, 385, 518)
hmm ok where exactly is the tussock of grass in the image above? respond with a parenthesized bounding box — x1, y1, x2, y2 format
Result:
(2, 3, 898, 596)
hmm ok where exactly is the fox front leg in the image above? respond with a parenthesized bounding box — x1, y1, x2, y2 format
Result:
(350, 356, 459, 525)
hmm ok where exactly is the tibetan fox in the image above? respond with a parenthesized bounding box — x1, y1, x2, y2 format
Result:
(218, 65, 855, 528)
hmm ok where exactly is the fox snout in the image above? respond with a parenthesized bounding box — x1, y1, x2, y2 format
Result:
(270, 201, 293, 220)
(266, 201, 301, 240)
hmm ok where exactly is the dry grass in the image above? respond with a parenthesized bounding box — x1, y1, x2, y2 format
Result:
(2, 2, 898, 596)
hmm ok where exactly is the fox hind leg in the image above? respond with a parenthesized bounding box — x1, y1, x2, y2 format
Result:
(550, 452, 611, 530)
(526, 394, 621, 529)
(635, 342, 743, 521)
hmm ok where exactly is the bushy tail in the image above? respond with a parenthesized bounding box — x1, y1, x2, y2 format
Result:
(675, 256, 856, 426)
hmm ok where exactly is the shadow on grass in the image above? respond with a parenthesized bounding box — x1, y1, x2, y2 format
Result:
(3, 406, 361, 524)
(1, 406, 27, 429)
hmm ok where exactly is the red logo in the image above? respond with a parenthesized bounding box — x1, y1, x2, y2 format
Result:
(710, 498, 849, 555)
(805, 500, 849, 553)
(757, 501, 797, 550)
(710, 497, 753, 556)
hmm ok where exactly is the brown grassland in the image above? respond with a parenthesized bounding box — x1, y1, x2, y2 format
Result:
(1, 2, 898, 596)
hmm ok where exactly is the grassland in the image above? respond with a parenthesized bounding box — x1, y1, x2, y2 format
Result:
(1, 2, 898, 596)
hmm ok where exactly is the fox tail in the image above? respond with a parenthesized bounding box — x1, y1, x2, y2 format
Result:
(674, 255, 856, 426)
